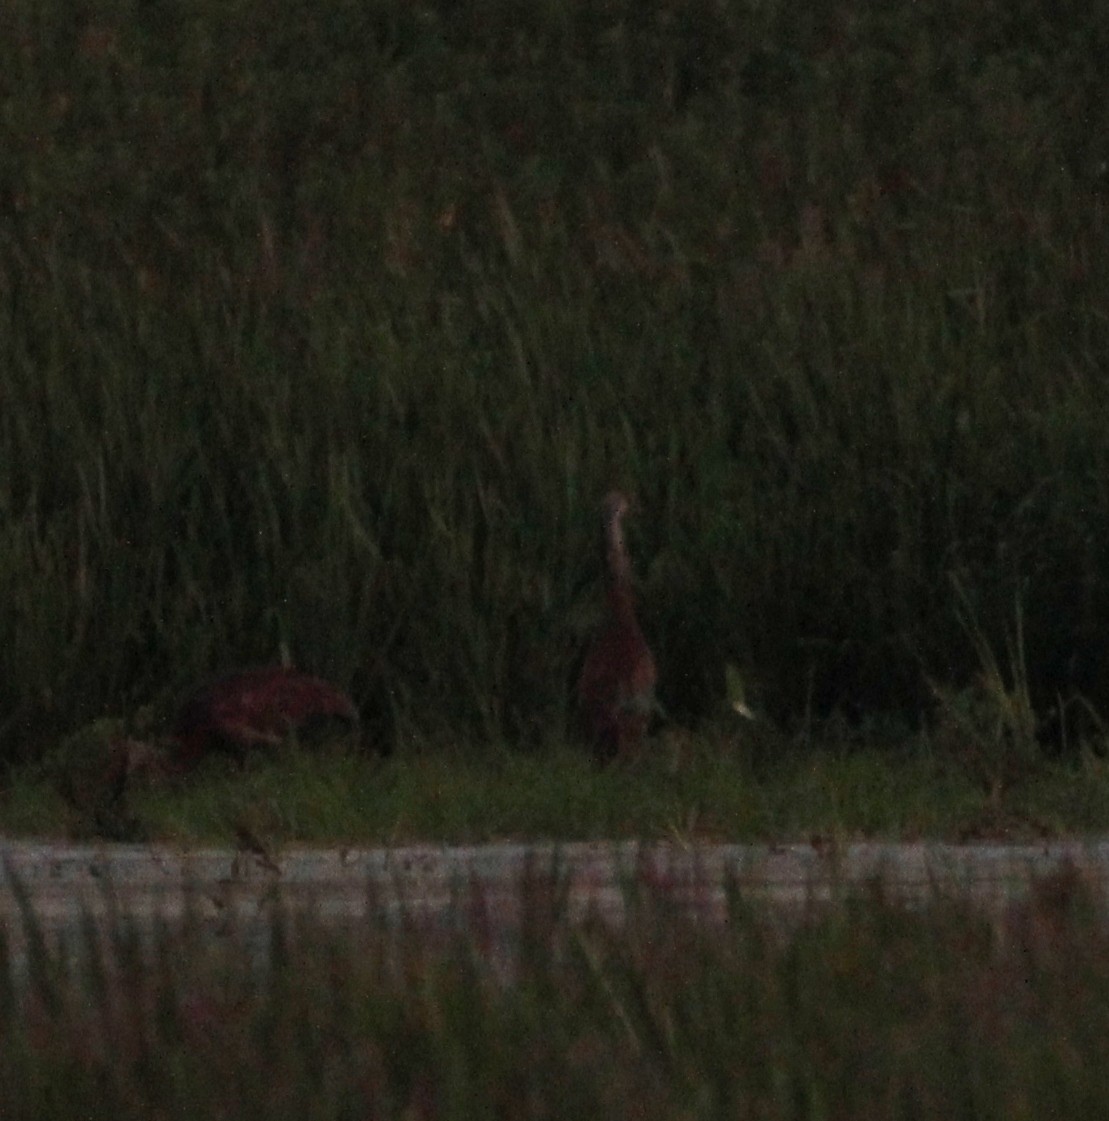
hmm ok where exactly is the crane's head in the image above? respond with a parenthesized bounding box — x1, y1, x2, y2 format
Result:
(600, 490, 631, 528)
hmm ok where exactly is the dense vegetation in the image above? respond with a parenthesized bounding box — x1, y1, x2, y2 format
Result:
(4, 4, 1109, 1106)
(2, 0, 1108, 764)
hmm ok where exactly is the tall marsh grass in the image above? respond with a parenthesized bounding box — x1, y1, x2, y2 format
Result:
(4, 869, 1109, 1118)
(2, 0, 1108, 760)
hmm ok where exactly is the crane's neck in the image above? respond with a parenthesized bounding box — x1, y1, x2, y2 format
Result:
(604, 512, 638, 623)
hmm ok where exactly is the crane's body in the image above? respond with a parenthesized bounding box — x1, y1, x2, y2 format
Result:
(577, 492, 657, 759)
(170, 666, 358, 767)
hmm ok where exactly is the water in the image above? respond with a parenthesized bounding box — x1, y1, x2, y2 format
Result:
(4, 837, 1108, 985)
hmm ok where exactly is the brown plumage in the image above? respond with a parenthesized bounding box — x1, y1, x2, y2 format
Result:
(170, 666, 358, 768)
(577, 491, 658, 760)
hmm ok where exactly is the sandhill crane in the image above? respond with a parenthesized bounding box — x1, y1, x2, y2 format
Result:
(577, 491, 658, 760)
(170, 666, 358, 767)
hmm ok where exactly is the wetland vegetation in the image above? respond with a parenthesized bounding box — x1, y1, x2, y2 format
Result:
(3, 1, 1109, 1112)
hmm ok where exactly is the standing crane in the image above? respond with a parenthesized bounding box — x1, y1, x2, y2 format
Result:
(577, 491, 658, 760)
(169, 666, 359, 768)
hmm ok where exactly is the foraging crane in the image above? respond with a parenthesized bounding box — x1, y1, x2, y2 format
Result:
(577, 491, 658, 759)
(169, 666, 358, 768)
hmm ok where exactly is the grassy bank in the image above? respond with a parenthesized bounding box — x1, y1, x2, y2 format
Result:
(6, 731, 1109, 844)
(3, 863, 1108, 1118)
(2, 0, 1108, 762)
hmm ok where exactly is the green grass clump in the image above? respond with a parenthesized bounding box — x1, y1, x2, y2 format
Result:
(4, 867, 1109, 1118)
(2, 0, 1109, 761)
